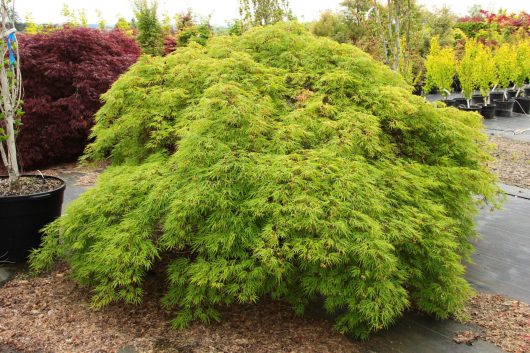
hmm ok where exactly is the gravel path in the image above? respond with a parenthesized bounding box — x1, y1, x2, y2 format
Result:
(489, 136, 530, 189)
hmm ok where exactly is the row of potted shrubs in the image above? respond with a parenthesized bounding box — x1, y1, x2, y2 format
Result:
(443, 86, 530, 118)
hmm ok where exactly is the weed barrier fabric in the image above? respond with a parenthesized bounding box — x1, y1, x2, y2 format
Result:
(30, 23, 500, 338)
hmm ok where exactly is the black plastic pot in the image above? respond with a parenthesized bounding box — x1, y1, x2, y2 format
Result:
(471, 95, 485, 105)
(458, 105, 482, 113)
(494, 99, 515, 117)
(453, 98, 468, 107)
(489, 91, 505, 104)
(506, 89, 518, 100)
(480, 104, 496, 119)
(513, 97, 530, 115)
(525, 87, 530, 97)
(441, 99, 454, 106)
(0, 175, 65, 262)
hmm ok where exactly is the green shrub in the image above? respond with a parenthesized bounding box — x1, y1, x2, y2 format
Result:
(424, 36, 456, 97)
(474, 43, 497, 98)
(454, 21, 489, 38)
(514, 40, 530, 90)
(457, 40, 480, 101)
(30, 22, 500, 338)
(495, 43, 518, 89)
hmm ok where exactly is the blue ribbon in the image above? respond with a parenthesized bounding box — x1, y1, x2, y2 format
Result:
(6, 32, 16, 67)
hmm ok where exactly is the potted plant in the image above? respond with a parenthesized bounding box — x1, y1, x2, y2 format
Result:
(493, 43, 516, 116)
(423, 36, 456, 106)
(0, 0, 65, 262)
(474, 43, 497, 118)
(513, 40, 530, 114)
(456, 40, 481, 112)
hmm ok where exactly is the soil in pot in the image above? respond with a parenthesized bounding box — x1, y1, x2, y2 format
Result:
(458, 105, 482, 113)
(0, 176, 63, 197)
(524, 87, 530, 97)
(489, 91, 505, 104)
(513, 97, 530, 115)
(471, 95, 485, 105)
(494, 99, 515, 117)
(480, 104, 496, 119)
(0, 175, 65, 262)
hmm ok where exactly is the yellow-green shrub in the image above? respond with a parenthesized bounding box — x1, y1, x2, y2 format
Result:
(30, 23, 500, 339)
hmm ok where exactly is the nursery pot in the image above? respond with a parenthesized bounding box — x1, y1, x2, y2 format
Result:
(441, 99, 454, 106)
(513, 97, 530, 115)
(480, 104, 496, 119)
(525, 87, 530, 97)
(471, 95, 485, 105)
(0, 175, 65, 262)
(489, 91, 505, 104)
(453, 98, 468, 108)
(458, 105, 481, 113)
(506, 89, 518, 100)
(494, 99, 515, 118)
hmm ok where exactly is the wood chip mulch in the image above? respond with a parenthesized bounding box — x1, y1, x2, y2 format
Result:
(489, 136, 530, 190)
(0, 266, 360, 353)
(457, 293, 530, 353)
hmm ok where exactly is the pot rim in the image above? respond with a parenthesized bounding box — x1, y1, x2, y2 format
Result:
(0, 175, 66, 201)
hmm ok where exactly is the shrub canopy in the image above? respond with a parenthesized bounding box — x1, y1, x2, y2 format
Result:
(17, 28, 140, 169)
(31, 23, 499, 338)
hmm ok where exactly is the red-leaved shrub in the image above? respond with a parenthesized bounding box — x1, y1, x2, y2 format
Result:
(16, 28, 140, 170)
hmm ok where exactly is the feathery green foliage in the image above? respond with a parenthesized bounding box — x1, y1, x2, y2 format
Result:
(457, 40, 480, 101)
(495, 43, 517, 89)
(133, 0, 164, 56)
(514, 40, 530, 89)
(474, 43, 497, 98)
(424, 36, 456, 97)
(30, 23, 500, 338)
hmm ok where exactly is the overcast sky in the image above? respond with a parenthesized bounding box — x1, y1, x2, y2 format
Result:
(15, 0, 530, 26)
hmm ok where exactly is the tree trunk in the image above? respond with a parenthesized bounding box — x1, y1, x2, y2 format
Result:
(0, 63, 19, 183)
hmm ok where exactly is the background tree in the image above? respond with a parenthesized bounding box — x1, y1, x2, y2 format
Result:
(239, 0, 292, 28)
(115, 15, 133, 36)
(16, 28, 140, 169)
(420, 6, 456, 54)
(423, 36, 456, 98)
(311, 10, 350, 44)
(457, 39, 479, 104)
(60, 4, 88, 28)
(96, 9, 106, 30)
(61, 4, 78, 26)
(473, 43, 496, 99)
(133, 0, 164, 56)
(24, 12, 38, 34)
(494, 43, 517, 90)
(340, 0, 373, 43)
(514, 40, 530, 94)
(161, 12, 172, 36)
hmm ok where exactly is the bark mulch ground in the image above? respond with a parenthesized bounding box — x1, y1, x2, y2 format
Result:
(0, 266, 359, 353)
(455, 293, 530, 353)
(489, 136, 530, 189)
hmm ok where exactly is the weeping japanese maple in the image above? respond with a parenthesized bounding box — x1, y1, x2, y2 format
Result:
(16, 28, 140, 169)
(30, 23, 500, 338)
